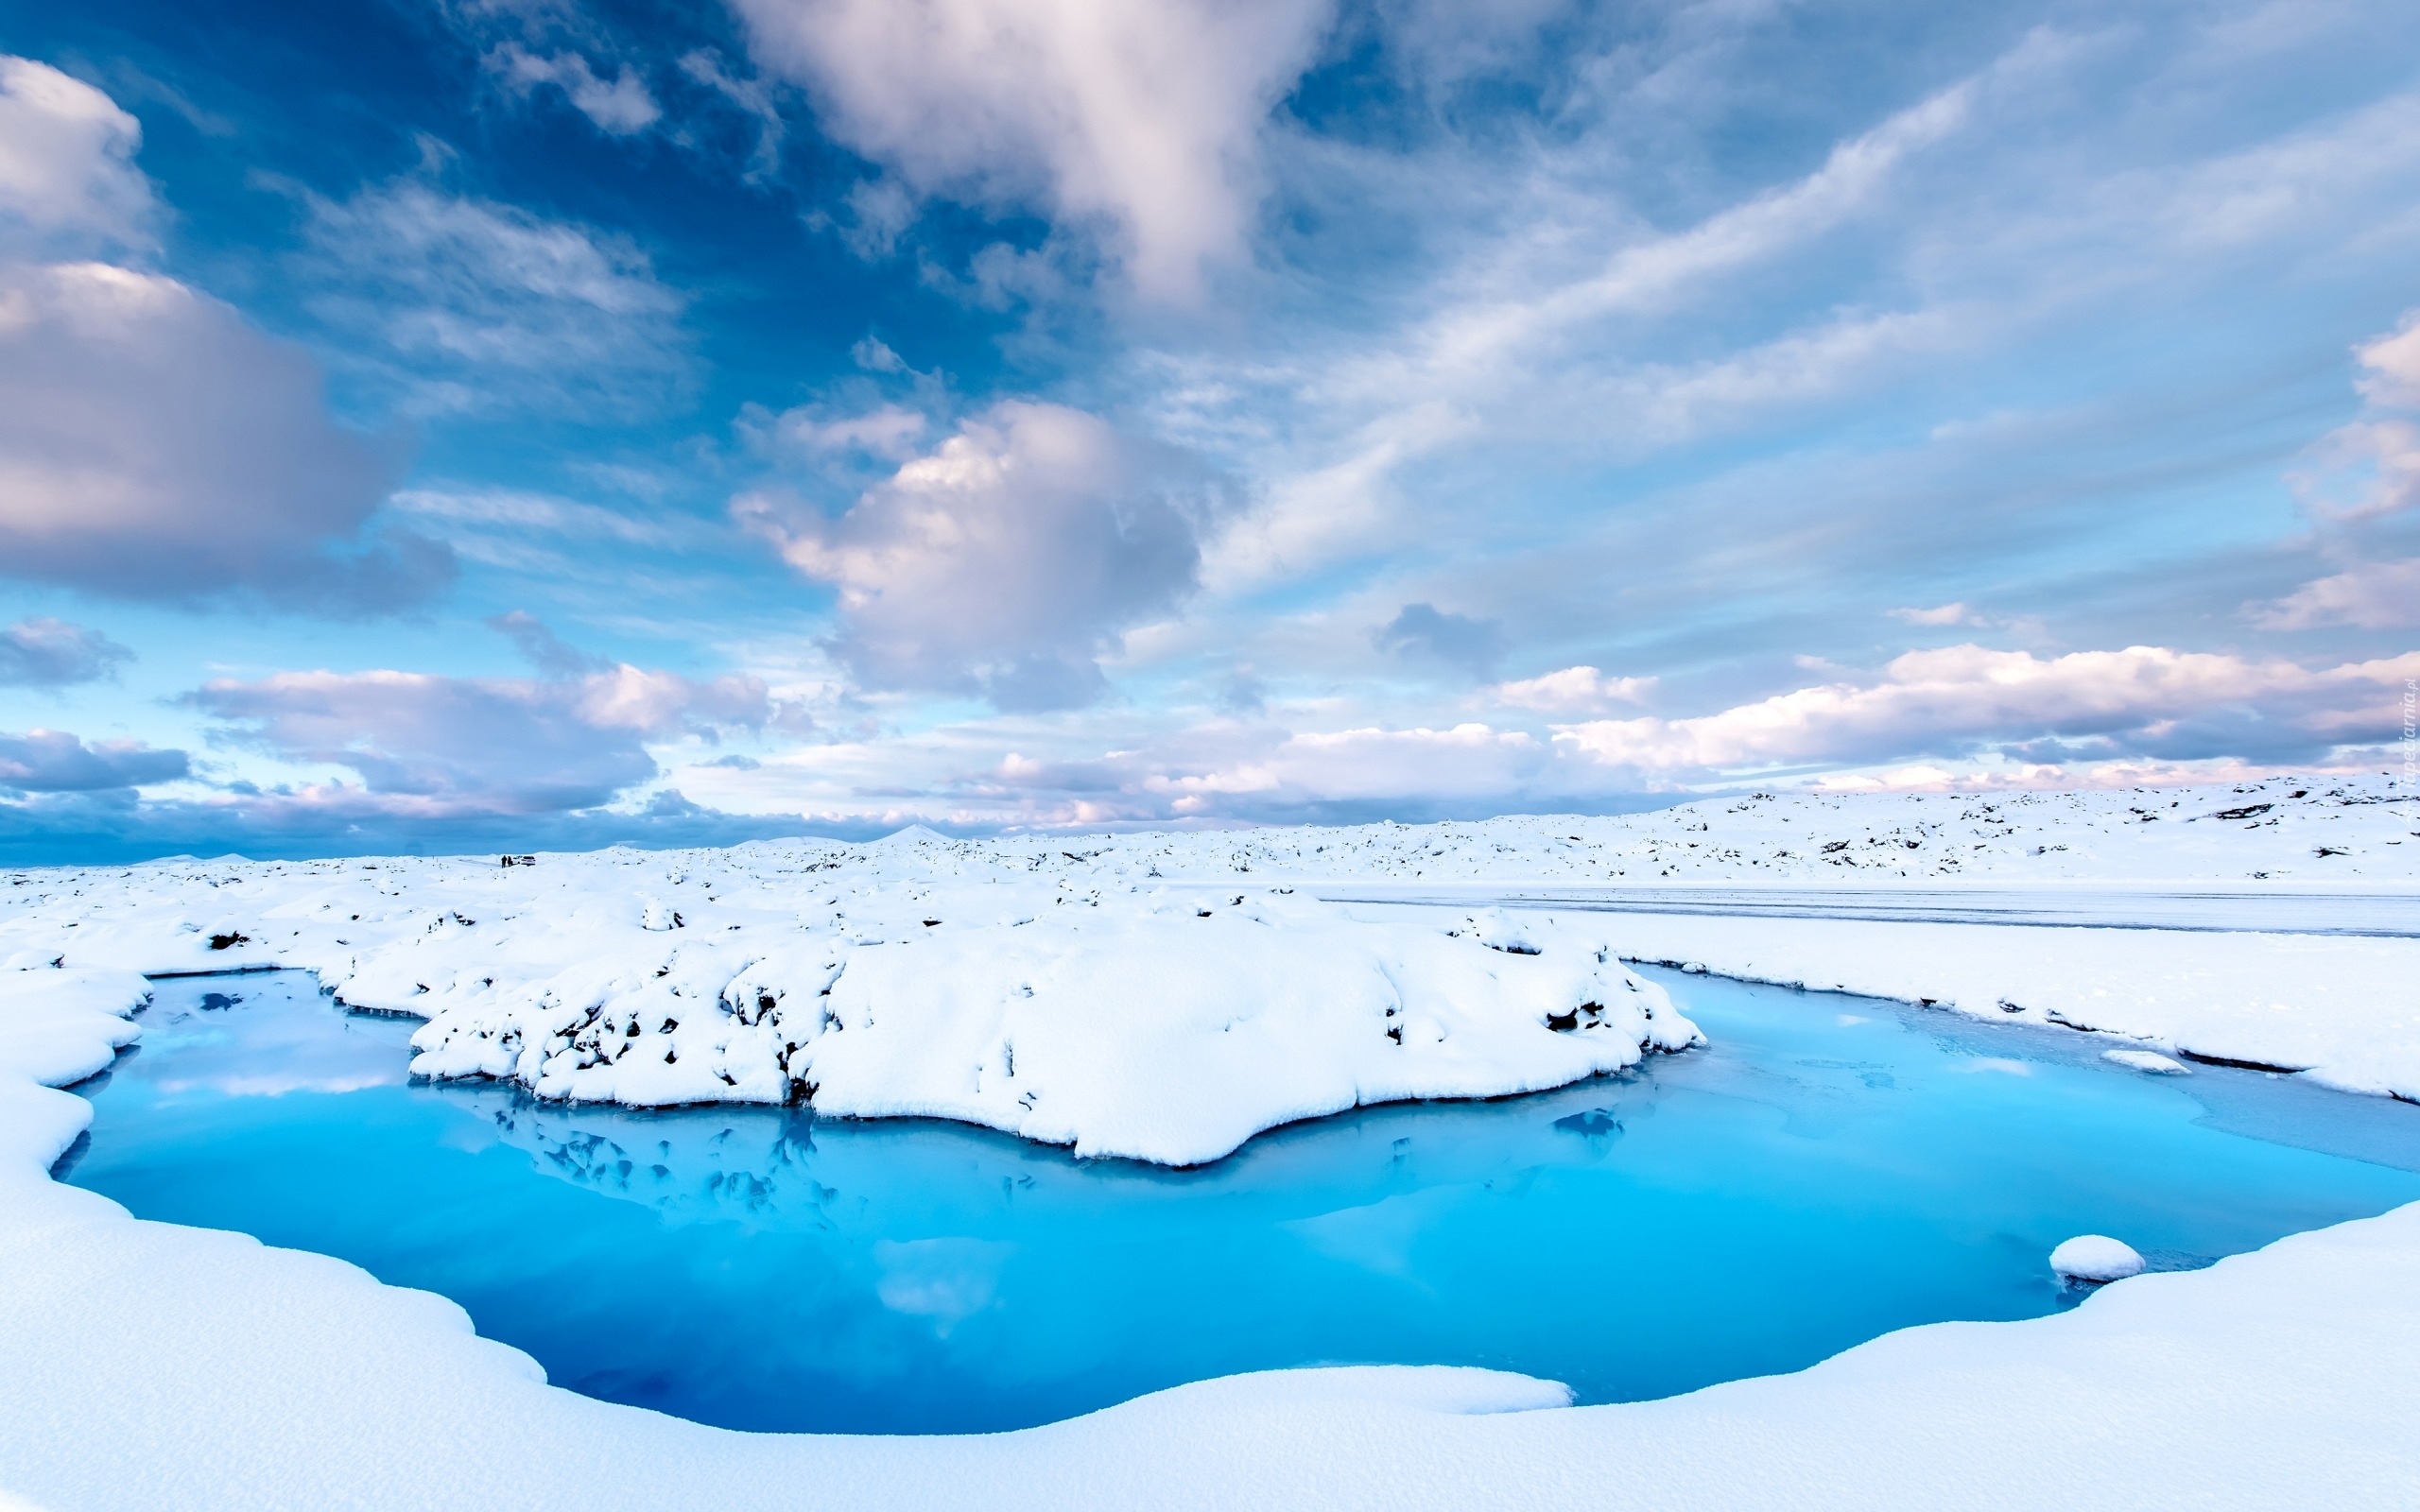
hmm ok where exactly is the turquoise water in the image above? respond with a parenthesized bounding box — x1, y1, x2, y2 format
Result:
(56, 967, 2420, 1435)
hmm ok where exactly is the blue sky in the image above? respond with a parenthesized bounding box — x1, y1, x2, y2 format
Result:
(1, 0, 2416, 862)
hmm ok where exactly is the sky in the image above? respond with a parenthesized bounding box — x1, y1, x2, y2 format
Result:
(1, 0, 2416, 863)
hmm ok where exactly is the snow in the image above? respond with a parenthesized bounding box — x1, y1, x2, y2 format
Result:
(2103, 1049, 2191, 1074)
(3, 773, 2412, 1149)
(4, 773, 2419, 1503)
(0, 867, 1703, 1167)
(2051, 1235, 2149, 1283)
(4, 970, 2417, 1507)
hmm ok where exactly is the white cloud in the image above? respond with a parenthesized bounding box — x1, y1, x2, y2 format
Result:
(296, 178, 690, 417)
(675, 49, 788, 179)
(1409, 79, 1976, 383)
(0, 56, 155, 251)
(0, 261, 444, 609)
(1552, 644, 2420, 772)
(1489, 665, 1654, 713)
(2289, 309, 2420, 524)
(736, 401, 1210, 710)
(189, 657, 770, 816)
(0, 617, 132, 687)
(2248, 557, 2420, 630)
(1889, 602, 1978, 627)
(730, 0, 1334, 300)
(743, 400, 929, 461)
(852, 335, 907, 372)
(491, 44, 661, 134)
(2355, 309, 2420, 409)
(1145, 723, 1544, 813)
(389, 486, 680, 546)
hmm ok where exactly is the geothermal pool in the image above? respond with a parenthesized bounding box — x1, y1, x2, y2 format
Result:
(55, 965, 2420, 1434)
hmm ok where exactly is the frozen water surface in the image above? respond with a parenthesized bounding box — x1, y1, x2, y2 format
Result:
(54, 966, 2420, 1435)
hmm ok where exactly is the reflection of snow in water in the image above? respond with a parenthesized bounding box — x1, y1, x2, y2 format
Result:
(874, 1238, 1014, 1333)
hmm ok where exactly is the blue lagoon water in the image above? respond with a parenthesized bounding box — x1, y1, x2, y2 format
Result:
(55, 967, 2420, 1434)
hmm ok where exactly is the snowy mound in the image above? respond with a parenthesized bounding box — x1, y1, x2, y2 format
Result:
(2050, 1235, 2147, 1283)
(403, 892, 1697, 1165)
(0, 841, 1696, 1164)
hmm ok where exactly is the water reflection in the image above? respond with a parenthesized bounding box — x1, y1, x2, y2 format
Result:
(58, 967, 2420, 1435)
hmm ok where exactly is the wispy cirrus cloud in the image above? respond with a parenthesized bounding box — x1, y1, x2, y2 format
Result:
(293, 174, 692, 419)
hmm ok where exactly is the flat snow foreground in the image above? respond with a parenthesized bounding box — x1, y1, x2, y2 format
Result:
(7, 971, 2420, 1510)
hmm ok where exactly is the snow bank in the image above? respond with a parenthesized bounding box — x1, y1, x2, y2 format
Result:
(1575, 910, 2420, 1103)
(5, 967, 2418, 1507)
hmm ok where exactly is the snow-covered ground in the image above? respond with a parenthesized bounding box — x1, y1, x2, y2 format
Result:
(6, 774, 2420, 1506)
(5, 972, 2418, 1509)
(4, 772, 2414, 1140)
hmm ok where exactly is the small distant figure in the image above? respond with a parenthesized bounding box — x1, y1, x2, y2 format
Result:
(500, 854, 537, 868)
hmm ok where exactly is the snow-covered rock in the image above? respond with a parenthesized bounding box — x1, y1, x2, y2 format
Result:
(405, 897, 1694, 1164)
(2051, 1235, 2148, 1283)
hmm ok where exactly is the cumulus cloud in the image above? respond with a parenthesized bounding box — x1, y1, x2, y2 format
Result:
(0, 729, 187, 792)
(730, 0, 1333, 299)
(188, 644, 772, 816)
(0, 617, 132, 687)
(1488, 665, 1653, 713)
(295, 177, 691, 417)
(2248, 557, 2420, 630)
(735, 401, 1209, 711)
(0, 57, 155, 251)
(1375, 603, 1505, 678)
(0, 261, 445, 609)
(1552, 644, 2420, 773)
